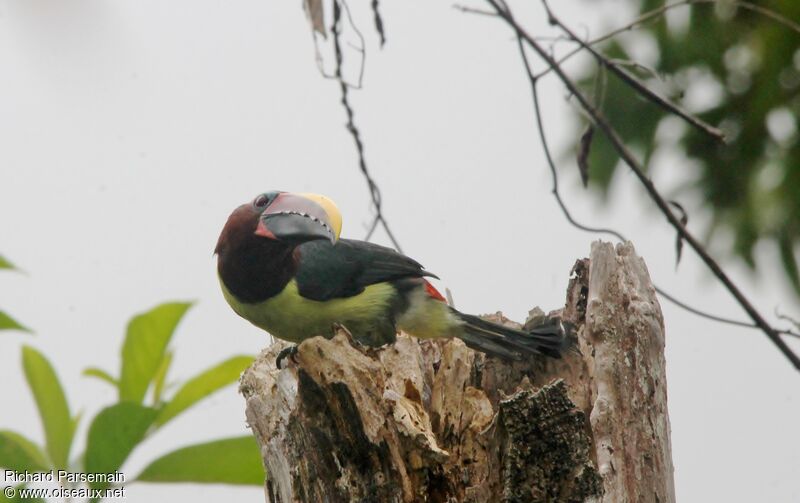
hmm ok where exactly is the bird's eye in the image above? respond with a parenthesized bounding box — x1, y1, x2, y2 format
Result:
(253, 194, 270, 208)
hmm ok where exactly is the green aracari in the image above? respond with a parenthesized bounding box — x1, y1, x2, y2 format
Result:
(215, 191, 572, 362)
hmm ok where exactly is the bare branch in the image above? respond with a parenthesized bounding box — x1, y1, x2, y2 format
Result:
(332, 0, 403, 252)
(534, 0, 800, 82)
(514, 34, 795, 342)
(516, 37, 625, 243)
(488, 0, 800, 370)
(542, 0, 725, 143)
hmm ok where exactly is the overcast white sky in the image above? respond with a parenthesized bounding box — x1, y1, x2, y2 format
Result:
(1, 0, 799, 501)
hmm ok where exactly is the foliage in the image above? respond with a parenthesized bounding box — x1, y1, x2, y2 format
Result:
(0, 302, 262, 501)
(21, 347, 75, 471)
(0, 312, 30, 334)
(137, 437, 265, 485)
(572, 0, 800, 296)
(0, 255, 31, 334)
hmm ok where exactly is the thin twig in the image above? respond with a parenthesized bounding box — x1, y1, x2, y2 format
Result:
(332, 0, 403, 252)
(371, 0, 386, 46)
(488, 0, 800, 370)
(340, 0, 367, 89)
(534, 0, 800, 80)
(312, 0, 367, 89)
(453, 4, 499, 16)
(312, 35, 340, 83)
(364, 212, 380, 241)
(517, 37, 625, 242)
(654, 287, 800, 338)
(776, 309, 800, 330)
(777, 329, 800, 339)
(775, 309, 800, 339)
(542, 0, 725, 143)
(515, 35, 799, 340)
(471, 0, 800, 342)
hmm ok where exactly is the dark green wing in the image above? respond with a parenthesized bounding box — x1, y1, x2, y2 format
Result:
(294, 238, 437, 301)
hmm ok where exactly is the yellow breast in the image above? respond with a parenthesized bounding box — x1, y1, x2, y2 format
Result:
(220, 277, 396, 343)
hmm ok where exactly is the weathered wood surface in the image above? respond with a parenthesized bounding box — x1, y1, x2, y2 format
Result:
(240, 241, 674, 502)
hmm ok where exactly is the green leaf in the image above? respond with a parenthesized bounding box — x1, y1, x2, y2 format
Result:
(82, 367, 118, 388)
(0, 431, 49, 472)
(137, 436, 264, 485)
(119, 302, 193, 403)
(0, 255, 16, 271)
(21, 346, 73, 470)
(151, 350, 173, 407)
(0, 311, 31, 334)
(154, 355, 253, 427)
(84, 403, 157, 491)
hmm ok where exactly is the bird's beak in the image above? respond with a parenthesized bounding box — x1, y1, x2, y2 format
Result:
(255, 192, 342, 245)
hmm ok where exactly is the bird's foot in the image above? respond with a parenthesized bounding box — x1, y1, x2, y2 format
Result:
(332, 323, 360, 345)
(332, 323, 367, 353)
(275, 345, 299, 369)
(331, 323, 358, 344)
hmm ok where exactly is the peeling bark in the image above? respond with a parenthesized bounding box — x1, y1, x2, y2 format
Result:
(240, 241, 674, 502)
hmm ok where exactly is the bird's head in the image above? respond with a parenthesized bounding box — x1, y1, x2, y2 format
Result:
(215, 191, 342, 255)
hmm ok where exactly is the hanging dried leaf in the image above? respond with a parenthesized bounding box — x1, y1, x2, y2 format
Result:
(577, 124, 594, 187)
(669, 201, 689, 267)
(304, 0, 327, 38)
(778, 232, 800, 298)
(372, 0, 386, 46)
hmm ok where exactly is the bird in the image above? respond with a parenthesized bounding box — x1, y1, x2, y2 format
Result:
(215, 191, 573, 364)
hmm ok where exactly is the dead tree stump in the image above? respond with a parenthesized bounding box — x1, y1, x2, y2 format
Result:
(240, 241, 675, 502)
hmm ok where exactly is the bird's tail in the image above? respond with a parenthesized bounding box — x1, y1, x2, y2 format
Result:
(453, 310, 576, 360)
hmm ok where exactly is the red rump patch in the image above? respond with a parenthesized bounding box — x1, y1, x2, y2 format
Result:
(423, 280, 446, 302)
